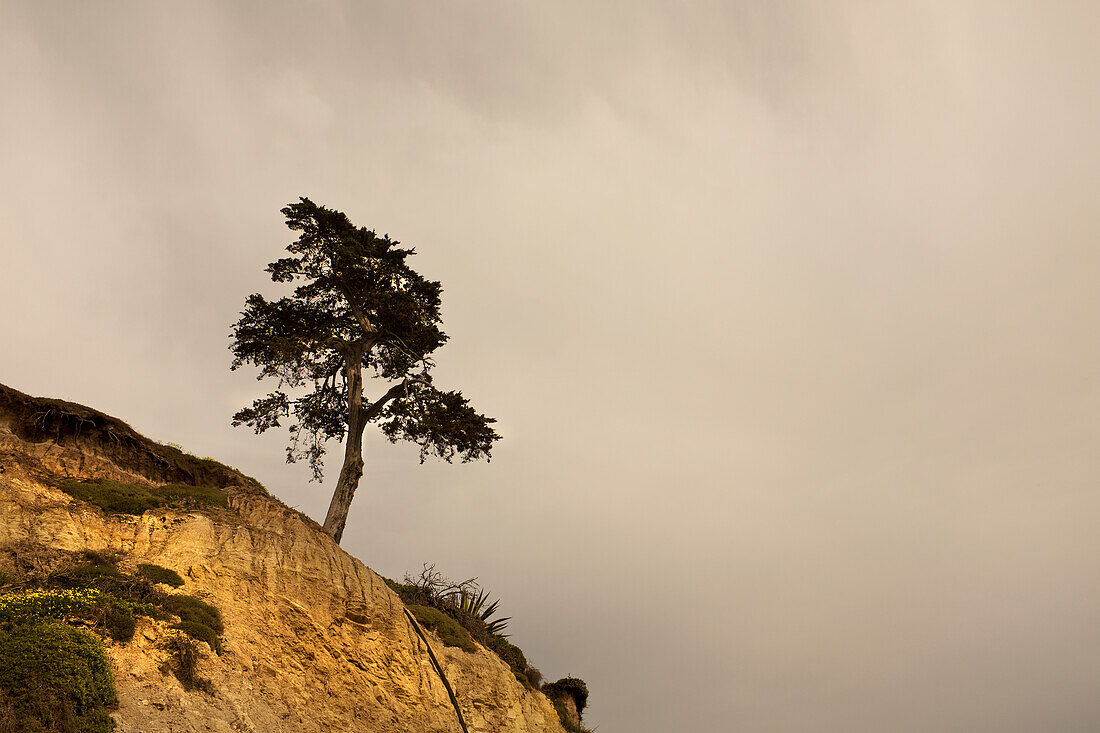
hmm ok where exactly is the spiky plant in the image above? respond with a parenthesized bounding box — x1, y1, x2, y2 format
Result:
(457, 588, 510, 637)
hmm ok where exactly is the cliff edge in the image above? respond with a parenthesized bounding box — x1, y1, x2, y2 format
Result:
(0, 382, 568, 733)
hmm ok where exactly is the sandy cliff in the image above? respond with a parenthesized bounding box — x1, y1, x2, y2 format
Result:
(0, 383, 566, 733)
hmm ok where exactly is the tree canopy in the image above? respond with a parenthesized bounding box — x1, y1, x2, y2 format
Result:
(230, 198, 500, 542)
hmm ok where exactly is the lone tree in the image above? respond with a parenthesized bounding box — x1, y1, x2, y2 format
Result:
(230, 198, 500, 543)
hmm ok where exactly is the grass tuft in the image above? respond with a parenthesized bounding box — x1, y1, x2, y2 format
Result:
(58, 479, 227, 515)
(407, 605, 476, 653)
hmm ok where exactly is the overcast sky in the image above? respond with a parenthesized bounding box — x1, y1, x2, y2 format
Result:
(4, 2, 1100, 731)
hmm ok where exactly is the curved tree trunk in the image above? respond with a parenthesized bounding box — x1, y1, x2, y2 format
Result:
(324, 354, 366, 544)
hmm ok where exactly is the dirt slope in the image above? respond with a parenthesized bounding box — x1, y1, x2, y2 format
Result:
(0, 383, 566, 733)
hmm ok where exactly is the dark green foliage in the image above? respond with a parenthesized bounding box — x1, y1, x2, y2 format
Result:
(100, 604, 135, 643)
(59, 479, 162, 515)
(58, 479, 227, 515)
(490, 636, 528, 678)
(171, 621, 222, 655)
(543, 677, 590, 716)
(383, 576, 412, 594)
(0, 622, 117, 732)
(78, 550, 118, 566)
(524, 666, 543, 688)
(137, 564, 184, 588)
(67, 562, 123, 583)
(39, 560, 223, 650)
(157, 484, 229, 508)
(229, 197, 499, 483)
(160, 633, 214, 694)
(407, 605, 476, 653)
(378, 387, 501, 465)
(160, 595, 223, 634)
(50, 558, 161, 609)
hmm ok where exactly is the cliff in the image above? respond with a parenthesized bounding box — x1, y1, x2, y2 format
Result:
(0, 383, 568, 733)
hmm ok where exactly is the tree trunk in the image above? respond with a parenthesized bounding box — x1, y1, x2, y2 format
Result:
(323, 353, 367, 544)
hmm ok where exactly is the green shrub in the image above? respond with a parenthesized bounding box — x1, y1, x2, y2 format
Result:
(59, 479, 164, 514)
(58, 479, 227, 515)
(390, 565, 527, 672)
(161, 595, 223, 634)
(172, 621, 222, 655)
(407, 605, 476, 653)
(137, 564, 184, 588)
(68, 561, 124, 583)
(0, 622, 117, 732)
(384, 577, 433, 606)
(79, 550, 117, 566)
(157, 484, 229, 509)
(543, 677, 589, 716)
(101, 604, 135, 643)
(50, 553, 161, 610)
(490, 636, 528, 677)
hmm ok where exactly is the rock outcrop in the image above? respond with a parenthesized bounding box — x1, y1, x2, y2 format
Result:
(0, 383, 566, 733)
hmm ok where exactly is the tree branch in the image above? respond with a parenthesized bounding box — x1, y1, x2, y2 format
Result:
(362, 379, 415, 423)
(321, 335, 351, 354)
(330, 269, 377, 335)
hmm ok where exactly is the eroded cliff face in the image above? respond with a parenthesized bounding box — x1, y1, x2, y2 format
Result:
(0, 385, 566, 733)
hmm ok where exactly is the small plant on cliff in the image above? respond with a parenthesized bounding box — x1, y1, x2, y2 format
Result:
(229, 198, 500, 544)
(137, 563, 185, 588)
(543, 676, 591, 731)
(171, 620, 222, 655)
(456, 587, 510, 637)
(160, 594, 223, 639)
(523, 665, 542, 688)
(58, 479, 227, 515)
